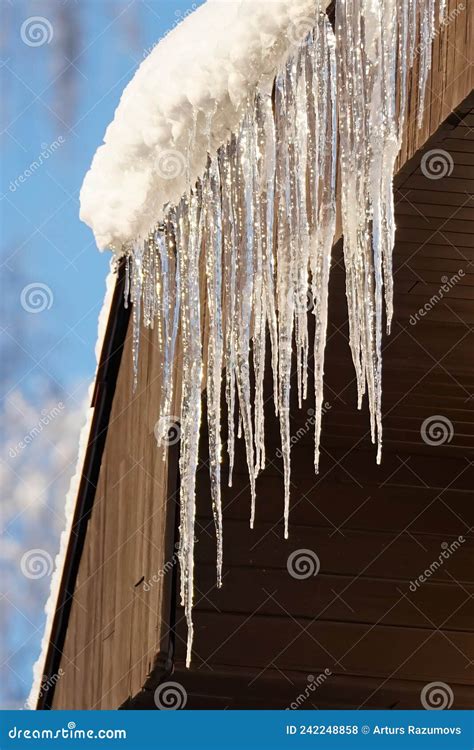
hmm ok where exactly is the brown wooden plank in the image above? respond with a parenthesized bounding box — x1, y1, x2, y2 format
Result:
(194, 519, 474, 585)
(173, 667, 474, 709)
(176, 611, 474, 685)
(396, 202, 474, 220)
(197, 477, 474, 538)
(193, 565, 474, 632)
(396, 216, 474, 234)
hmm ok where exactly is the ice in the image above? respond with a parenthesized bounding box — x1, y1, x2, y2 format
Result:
(203, 158, 224, 587)
(176, 192, 203, 667)
(309, 16, 337, 472)
(336, 0, 437, 465)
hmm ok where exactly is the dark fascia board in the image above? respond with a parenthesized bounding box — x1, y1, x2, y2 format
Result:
(37, 260, 131, 709)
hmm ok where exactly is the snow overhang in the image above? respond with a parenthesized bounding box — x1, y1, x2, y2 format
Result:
(79, 0, 331, 251)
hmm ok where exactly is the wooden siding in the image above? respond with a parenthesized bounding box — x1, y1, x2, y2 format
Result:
(48, 1, 473, 710)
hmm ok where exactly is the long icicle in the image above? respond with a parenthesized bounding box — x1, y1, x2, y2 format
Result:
(311, 14, 337, 472)
(275, 61, 297, 540)
(156, 219, 182, 449)
(177, 190, 203, 668)
(204, 158, 224, 587)
(235, 108, 257, 527)
(220, 142, 238, 491)
(253, 93, 267, 476)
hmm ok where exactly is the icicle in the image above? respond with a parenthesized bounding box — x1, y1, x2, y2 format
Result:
(275, 64, 296, 540)
(123, 252, 130, 309)
(156, 221, 181, 450)
(362, 0, 400, 445)
(177, 190, 203, 668)
(379, 0, 400, 337)
(283, 52, 307, 417)
(141, 237, 152, 328)
(235, 107, 256, 527)
(294, 37, 311, 408)
(337, 0, 438, 464)
(270, 16, 338, 537)
(408, 0, 419, 66)
(204, 158, 224, 588)
(220, 142, 237, 488)
(336, 1, 366, 413)
(310, 15, 337, 472)
(438, 0, 447, 23)
(397, 0, 410, 141)
(417, 0, 436, 128)
(259, 89, 279, 420)
(252, 93, 267, 476)
(157, 229, 169, 386)
(130, 239, 144, 392)
(337, 0, 382, 457)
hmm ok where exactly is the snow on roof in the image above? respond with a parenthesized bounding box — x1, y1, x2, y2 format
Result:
(80, 0, 330, 251)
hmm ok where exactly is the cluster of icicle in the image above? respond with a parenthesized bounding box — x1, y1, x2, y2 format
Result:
(336, 0, 441, 461)
(123, 0, 440, 666)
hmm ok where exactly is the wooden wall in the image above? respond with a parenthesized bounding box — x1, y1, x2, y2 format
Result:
(49, 0, 473, 710)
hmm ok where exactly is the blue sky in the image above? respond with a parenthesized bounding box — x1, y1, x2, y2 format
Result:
(1, 0, 204, 709)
